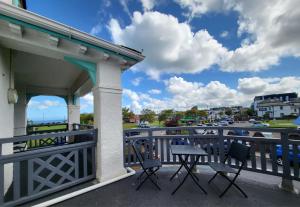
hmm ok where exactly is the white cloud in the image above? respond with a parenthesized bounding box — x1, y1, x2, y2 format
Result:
(104, 0, 111, 7)
(120, 0, 132, 19)
(238, 77, 300, 96)
(28, 100, 61, 110)
(131, 77, 143, 86)
(140, 0, 156, 11)
(175, 0, 300, 72)
(81, 93, 93, 105)
(90, 23, 102, 36)
(220, 30, 229, 38)
(175, 0, 232, 20)
(109, 11, 228, 80)
(108, 1, 300, 78)
(123, 76, 300, 113)
(148, 89, 161, 94)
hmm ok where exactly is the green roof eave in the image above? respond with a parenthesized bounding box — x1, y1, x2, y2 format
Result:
(0, 13, 139, 62)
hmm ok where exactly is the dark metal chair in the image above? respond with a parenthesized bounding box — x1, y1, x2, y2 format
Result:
(132, 138, 162, 191)
(208, 141, 250, 198)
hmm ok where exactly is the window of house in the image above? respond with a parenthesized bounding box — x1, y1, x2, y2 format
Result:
(280, 106, 283, 110)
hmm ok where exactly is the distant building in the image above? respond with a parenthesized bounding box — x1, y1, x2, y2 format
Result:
(208, 107, 226, 120)
(255, 96, 300, 118)
(253, 92, 297, 111)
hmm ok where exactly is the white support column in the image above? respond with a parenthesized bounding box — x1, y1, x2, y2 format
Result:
(93, 60, 126, 182)
(14, 87, 27, 136)
(0, 47, 14, 194)
(67, 96, 80, 130)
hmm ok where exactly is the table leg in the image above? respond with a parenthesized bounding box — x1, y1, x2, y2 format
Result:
(170, 155, 189, 181)
(171, 155, 207, 195)
(181, 156, 207, 194)
(171, 159, 191, 195)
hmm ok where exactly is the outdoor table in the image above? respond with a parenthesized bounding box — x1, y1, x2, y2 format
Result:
(170, 145, 208, 195)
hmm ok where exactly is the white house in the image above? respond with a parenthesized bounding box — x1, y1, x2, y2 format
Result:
(0, 0, 144, 193)
(253, 92, 297, 112)
(256, 100, 299, 118)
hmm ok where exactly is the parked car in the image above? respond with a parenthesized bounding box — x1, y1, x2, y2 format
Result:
(249, 119, 256, 123)
(227, 129, 249, 136)
(226, 119, 234, 124)
(219, 121, 229, 126)
(138, 121, 150, 128)
(275, 144, 300, 165)
(252, 121, 270, 128)
(194, 129, 217, 135)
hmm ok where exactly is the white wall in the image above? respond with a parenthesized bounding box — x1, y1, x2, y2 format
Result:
(14, 86, 27, 136)
(67, 96, 80, 130)
(93, 60, 126, 182)
(0, 0, 12, 5)
(257, 105, 296, 118)
(0, 47, 14, 193)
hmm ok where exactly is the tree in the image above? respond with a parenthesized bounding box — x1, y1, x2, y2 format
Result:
(198, 110, 208, 118)
(175, 111, 185, 120)
(246, 108, 255, 117)
(263, 112, 270, 120)
(225, 108, 232, 116)
(80, 113, 94, 124)
(185, 106, 199, 118)
(158, 109, 174, 124)
(140, 109, 156, 123)
(122, 107, 135, 123)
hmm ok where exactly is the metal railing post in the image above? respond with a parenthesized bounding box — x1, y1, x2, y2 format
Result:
(218, 128, 225, 163)
(149, 130, 153, 160)
(279, 132, 296, 193)
(123, 130, 126, 167)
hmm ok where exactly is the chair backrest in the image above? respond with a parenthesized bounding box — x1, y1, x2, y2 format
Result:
(171, 137, 189, 145)
(133, 139, 153, 163)
(228, 142, 250, 163)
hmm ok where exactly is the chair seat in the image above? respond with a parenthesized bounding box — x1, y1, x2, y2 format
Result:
(209, 162, 238, 174)
(143, 159, 162, 169)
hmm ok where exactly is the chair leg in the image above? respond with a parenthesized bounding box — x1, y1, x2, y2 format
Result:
(136, 168, 161, 191)
(137, 171, 145, 180)
(221, 174, 248, 198)
(208, 172, 219, 183)
(219, 181, 234, 198)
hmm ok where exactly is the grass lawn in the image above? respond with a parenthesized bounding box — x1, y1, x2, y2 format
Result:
(35, 124, 67, 131)
(123, 120, 164, 129)
(123, 123, 138, 129)
(265, 119, 297, 128)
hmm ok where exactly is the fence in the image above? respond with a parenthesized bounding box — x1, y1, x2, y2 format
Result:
(0, 129, 97, 207)
(124, 126, 300, 182)
(27, 123, 68, 135)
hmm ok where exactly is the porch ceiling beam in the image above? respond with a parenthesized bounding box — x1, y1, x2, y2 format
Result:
(0, 27, 97, 62)
(8, 22, 23, 37)
(70, 71, 90, 95)
(26, 85, 69, 97)
(48, 35, 59, 47)
(64, 56, 96, 85)
(78, 45, 87, 54)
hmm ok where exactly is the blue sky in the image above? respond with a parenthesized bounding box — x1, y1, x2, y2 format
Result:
(25, 0, 300, 120)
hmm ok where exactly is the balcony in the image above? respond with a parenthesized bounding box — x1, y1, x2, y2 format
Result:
(1, 126, 300, 206)
(51, 166, 299, 207)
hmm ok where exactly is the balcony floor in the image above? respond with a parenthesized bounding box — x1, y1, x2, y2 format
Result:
(50, 166, 299, 207)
